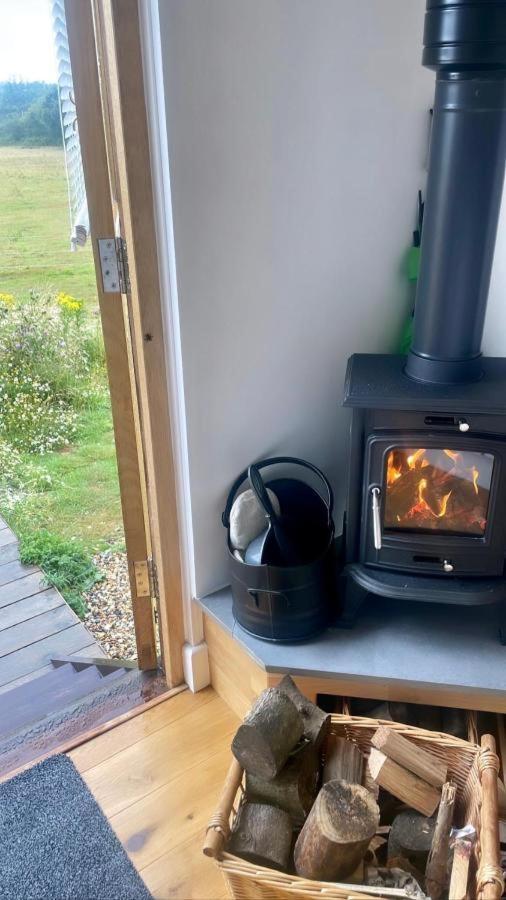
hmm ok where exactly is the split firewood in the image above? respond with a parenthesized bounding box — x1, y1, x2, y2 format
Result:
(277, 675, 330, 750)
(363, 767, 380, 801)
(294, 780, 379, 881)
(448, 838, 472, 900)
(246, 740, 319, 828)
(371, 725, 448, 787)
(227, 802, 292, 870)
(425, 781, 457, 900)
(368, 748, 441, 817)
(364, 834, 387, 867)
(322, 735, 364, 785)
(231, 687, 303, 778)
(388, 810, 436, 870)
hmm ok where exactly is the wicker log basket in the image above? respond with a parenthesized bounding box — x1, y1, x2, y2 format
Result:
(204, 713, 504, 900)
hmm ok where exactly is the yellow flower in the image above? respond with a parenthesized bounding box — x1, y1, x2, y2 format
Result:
(57, 292, 83, 312)
(0, 293, 14, 307)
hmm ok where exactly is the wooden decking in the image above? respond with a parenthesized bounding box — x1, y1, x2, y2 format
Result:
(70, 687, 238, 900)
(0, 517, 105, 693)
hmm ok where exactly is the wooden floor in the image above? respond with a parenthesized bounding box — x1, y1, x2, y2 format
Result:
(0, 517, 104, 693)
(69, 687, 238, 900)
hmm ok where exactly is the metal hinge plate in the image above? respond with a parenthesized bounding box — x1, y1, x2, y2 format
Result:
(133, 560, 151, 598)
(98, 237, 131, 293)
(148, 557, 160, 604)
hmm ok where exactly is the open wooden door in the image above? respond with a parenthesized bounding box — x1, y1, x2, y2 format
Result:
(64, 0, 185, 686)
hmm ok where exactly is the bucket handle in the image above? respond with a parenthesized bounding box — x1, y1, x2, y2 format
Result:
(222, 456, 334, 529)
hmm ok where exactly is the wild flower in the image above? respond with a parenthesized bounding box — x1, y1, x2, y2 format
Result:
(0, 288, 105, 455)
(57, 292, 83, 313)
(0, 293, 15, 308)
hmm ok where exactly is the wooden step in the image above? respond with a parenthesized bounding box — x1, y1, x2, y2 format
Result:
(0, 669, 168, 780)
(0, 663, 128, 738)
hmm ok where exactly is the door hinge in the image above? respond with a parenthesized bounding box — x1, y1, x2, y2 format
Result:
(98, 237, 131, 294)
(133, 560, 151, 598)
(148, 557, 160, 605)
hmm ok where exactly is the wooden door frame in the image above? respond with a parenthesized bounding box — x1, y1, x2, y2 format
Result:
(65, 0, 185, 687)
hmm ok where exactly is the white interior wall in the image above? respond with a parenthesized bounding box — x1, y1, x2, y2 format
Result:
(155, 0, 504, 601)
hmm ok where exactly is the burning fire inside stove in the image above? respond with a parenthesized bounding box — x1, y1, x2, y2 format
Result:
(384, 447, 494, 536)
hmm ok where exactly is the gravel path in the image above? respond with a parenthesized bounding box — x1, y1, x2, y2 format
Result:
(83, 551, 137, 660)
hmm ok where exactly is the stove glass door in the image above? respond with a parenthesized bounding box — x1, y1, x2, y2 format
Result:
(384, 447, 494, 537)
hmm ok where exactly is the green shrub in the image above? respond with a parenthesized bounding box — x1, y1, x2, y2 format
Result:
(0, 289, 106, 453)
(0, 437, 53, 509)
(19, 529, 102, 619)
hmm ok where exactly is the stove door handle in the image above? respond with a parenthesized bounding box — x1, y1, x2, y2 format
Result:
(371, 486, 382, 551)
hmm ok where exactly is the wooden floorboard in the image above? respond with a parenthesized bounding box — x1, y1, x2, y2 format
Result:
(70, 689, 238, 900)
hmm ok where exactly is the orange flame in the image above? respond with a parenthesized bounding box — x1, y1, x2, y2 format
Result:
(472, 466, 479, 495)
(386, 451, 402, 485)
(407, 448, 426, 468)
(418, 478, 452, 518)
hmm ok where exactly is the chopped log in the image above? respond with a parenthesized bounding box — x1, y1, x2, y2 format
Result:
(388, 702, 414, 725)
(277, 675, 330, 750)
(246, 740, 319, 828)
(413, 705, 443, 733)
(368, 748, 441, 817)
(231, 687, 303, 778)
(388, 810, 436, 870)
(227, 802, 292, 871)
(323, 735, 364, 785)
(294, 780, 379, 881)
(442, 708, 468, 740)
(368, 702, 393, 721)
(371, 725, 448, 787)
(425, 781, 457, 900)
(448, 838, 472, 900)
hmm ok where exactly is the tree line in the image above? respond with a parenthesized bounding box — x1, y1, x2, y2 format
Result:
(0, 81, 62, 147)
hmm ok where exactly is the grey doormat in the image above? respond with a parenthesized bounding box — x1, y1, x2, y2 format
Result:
(0, 754, 152, 900)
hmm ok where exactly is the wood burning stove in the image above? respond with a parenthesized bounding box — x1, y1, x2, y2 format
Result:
(340, 1, 506, 640)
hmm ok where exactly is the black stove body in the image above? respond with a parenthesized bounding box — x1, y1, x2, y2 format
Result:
(340, 1, 506, 638)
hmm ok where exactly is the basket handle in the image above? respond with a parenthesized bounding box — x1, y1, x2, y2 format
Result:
(477, 733, 504, 900)
(203, 757, 243, 859)
(222, 456, 334, 528)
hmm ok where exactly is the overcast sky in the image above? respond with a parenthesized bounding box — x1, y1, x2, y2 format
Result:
(0, 0, 57, 82)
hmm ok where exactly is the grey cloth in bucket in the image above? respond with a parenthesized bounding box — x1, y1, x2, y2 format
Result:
(229, 487, 280, 551)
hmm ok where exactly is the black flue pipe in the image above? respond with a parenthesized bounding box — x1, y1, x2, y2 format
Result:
(406, 0, 506, 385)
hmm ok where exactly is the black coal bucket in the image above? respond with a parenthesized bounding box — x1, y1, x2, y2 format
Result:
(222, 457, 335, 641)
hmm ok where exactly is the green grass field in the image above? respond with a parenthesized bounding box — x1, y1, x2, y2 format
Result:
(0, 147, 97, 303)
(0, 146, 123, 553)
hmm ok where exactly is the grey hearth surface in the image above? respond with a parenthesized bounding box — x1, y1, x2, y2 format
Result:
(198, 587, 506, 703)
